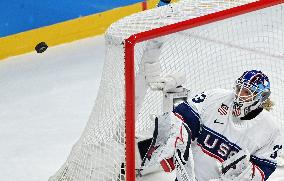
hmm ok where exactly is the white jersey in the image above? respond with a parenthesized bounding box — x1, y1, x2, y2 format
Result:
(172, 88, 282, 181)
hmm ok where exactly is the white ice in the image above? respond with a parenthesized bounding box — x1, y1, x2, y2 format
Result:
(0, 35, 283, 181)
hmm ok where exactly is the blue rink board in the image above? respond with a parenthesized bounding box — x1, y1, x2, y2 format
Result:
(0, 0, 143, 37)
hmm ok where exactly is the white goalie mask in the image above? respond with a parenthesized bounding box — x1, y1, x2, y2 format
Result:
(232, 70, 271, 118)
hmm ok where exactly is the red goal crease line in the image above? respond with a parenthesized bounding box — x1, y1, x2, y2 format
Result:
(124, 0, 284, 180)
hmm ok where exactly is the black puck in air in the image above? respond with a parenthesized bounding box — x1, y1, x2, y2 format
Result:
(35, 42, 48, 53)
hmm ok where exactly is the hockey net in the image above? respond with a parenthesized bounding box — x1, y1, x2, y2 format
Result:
(49, 0, 284, 180)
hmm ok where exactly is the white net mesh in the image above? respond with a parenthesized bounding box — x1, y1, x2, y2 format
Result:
(49, 0, 284, 180)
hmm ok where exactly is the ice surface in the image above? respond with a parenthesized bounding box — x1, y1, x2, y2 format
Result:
(0, 35, 282, 181)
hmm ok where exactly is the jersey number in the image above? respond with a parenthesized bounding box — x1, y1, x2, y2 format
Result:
(270, 145, 283, 159)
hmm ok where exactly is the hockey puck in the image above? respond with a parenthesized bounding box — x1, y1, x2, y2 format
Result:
(35, 42, 48, 53)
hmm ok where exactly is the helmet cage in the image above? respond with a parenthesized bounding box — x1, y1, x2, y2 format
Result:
(233, 70, 271, 118)
(234, 82, 257, 103)
(234, 70, 271, 104)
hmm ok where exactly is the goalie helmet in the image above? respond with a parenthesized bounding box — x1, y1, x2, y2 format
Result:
(233, 70, 271, 118)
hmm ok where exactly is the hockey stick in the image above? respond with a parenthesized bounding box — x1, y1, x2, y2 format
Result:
(139, 117, 159, 168)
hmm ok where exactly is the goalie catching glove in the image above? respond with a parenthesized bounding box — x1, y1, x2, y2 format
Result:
(210, 150, 263, 181)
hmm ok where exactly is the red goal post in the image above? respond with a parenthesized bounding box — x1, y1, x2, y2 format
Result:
(125, 0, 284, 180)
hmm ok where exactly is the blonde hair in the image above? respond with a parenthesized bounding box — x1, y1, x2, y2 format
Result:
(262, 98, 274, 111)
